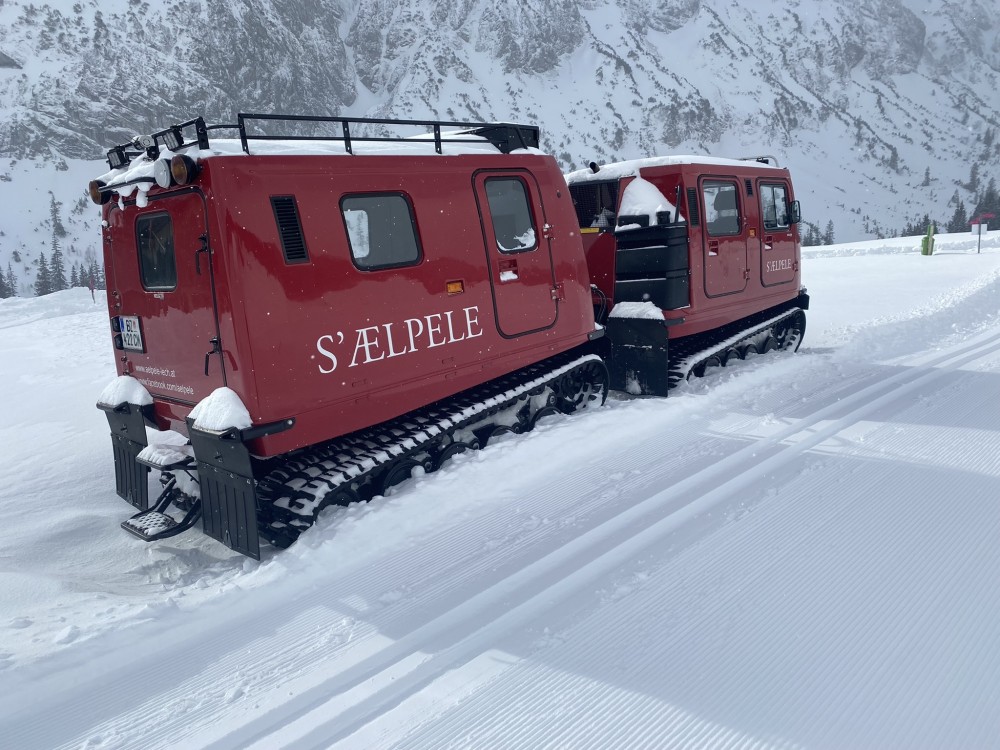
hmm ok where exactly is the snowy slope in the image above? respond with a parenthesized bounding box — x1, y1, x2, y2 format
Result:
(2, 232, 1000, 747)
(1, 0, 999, 292)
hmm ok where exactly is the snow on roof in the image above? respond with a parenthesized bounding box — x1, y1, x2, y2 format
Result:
(615, 176, 684, 227)
(565, 154, 782, 184)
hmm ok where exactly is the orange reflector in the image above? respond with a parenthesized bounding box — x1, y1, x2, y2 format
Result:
(446, 280, 465, 295)
(580, 227, 600, 234)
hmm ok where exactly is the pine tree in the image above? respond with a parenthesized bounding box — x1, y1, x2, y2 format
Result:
(966, 163, 980, 193)
(0, 265, 9, 299)
(70, 263, 79, 287)
(5, 264, 16, 297)
(922, 167, 930, 187)
(49, 193, 67, 238)
(973, 178, 1000, 222)
(35, 252, 52, 296)
(823, 220, 835, 245)
(87, 257, 105, 290)
(947, 200, 968, 233)
(50, 241, 68, 292)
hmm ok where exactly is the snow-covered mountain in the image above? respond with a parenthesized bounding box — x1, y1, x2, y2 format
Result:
(1, 0, 999, 292)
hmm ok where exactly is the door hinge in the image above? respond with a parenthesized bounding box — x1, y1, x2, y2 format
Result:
(550, 283, 565, 301)
(743, 268, 751, 280)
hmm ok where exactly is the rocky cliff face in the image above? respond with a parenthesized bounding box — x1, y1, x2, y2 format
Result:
(0, 0, 998, 263)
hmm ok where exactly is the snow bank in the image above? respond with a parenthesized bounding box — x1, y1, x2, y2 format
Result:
(0, 288, 106, 330)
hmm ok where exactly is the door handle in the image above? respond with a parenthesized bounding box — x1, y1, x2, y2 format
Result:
(498, 258, 519, 282)
(195, 234, 210, 275)
(763, 235, 774, 251)
(204, 337, 221, 376)
(708, 240, 720, 256)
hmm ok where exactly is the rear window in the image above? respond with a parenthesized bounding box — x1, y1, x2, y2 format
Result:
(341, 193, 422, 271)
(135, 213, 177, 290)
(568, 180, 619, 228)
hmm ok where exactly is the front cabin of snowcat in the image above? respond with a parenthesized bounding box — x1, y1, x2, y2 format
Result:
(567, 156, 808, 395)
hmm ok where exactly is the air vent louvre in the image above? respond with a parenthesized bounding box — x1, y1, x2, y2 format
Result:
(270, 196, 309, 263)
(745, 179, 753, 196)
(686, 188, 700, 226)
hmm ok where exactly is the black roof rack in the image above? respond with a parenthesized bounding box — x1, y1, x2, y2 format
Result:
(739, 154, 780, 167)
(102, 114, 541, 170)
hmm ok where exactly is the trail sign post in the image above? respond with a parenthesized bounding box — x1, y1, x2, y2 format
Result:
(971, 213, 994, 254)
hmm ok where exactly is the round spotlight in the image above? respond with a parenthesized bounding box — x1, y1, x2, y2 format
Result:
(170, 154, 199, 185)
(153, 159, 174, 189)
(88, 180, 111, 205)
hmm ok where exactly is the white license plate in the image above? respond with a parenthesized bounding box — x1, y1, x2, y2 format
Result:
(119, 315, 144, 352)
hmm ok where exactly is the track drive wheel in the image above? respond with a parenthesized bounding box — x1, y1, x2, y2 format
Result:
(379, 458, 428, 496)
(556, 359, 610, 414)
(433, 440, 476, 471)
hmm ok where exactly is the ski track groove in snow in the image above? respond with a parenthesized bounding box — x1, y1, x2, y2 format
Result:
(4, 267, 1000, 748)
(183, 327, 1000, 746)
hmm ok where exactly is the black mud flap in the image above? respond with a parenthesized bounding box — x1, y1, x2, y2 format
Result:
(604, 317, 673, 397)
(188, 424, 261, 560)
(98, 401, 153, 510)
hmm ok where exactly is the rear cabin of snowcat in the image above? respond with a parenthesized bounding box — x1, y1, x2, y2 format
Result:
(566, 156, 809, 395)
(92, 115, 603, 558)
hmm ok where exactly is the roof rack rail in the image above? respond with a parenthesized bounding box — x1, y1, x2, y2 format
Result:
(102, 114, 540, 169)
(235, 114, 539, 156)
(739, 154, 780, 167)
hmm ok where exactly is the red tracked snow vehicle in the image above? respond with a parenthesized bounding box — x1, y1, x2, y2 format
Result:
(91, 114, 807, 559)
(566, 155, 808, 395)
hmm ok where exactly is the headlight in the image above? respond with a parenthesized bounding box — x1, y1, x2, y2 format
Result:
(153, 159, 174, 189)
(170, 155, 199, 185)
(88, 180, 111, 205)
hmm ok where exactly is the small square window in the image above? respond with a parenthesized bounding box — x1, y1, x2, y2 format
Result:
(136, 213, 177, 290)
(341, 193, 422, 271)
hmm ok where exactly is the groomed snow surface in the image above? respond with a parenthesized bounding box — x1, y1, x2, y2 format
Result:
(3, 232, 1000, 749)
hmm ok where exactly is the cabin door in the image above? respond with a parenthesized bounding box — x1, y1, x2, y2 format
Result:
(474, 170, 558, 337)
(701, 178, 749, 297)
(106, 190, 225, 404)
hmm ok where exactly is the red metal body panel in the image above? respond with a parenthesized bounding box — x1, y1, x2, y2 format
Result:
(102, 151, 594, 457)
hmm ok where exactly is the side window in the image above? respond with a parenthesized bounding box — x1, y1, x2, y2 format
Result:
(341, 193, 422, 271)
(135, 212, 177, 291)
(761, 184, 790, 230)
(703, 180, 741, 236)
(485, 178, 538, 252)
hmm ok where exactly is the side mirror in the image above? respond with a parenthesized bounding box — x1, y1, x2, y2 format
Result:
(789, 200, 802, 225)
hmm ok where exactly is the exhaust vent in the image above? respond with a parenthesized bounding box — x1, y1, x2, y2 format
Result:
(270, 196, 309, 264)
(745, 179, 753, 196)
